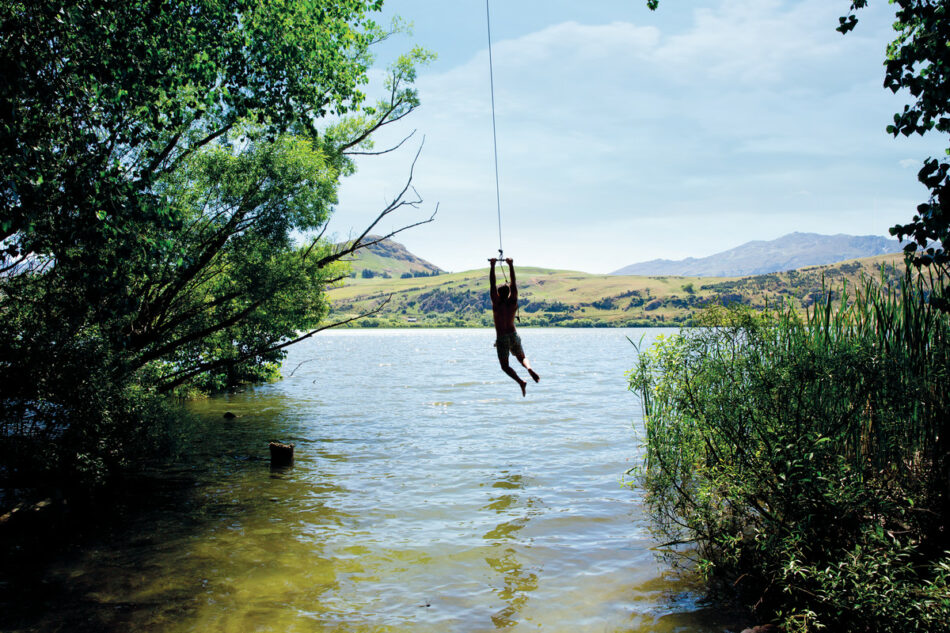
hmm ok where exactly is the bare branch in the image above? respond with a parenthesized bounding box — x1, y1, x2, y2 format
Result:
(318, 139, 432, 268)
(344, 129, 417, 156)
(272, 294, 393, 353)
(156, 295, 393, 392)
(0, 254, 28, 276)
(300, 222, 331, 261)
(146, 130, 183, 174)
(339, 104, 417, 153)
(147, 121, 235, 177)
(343, 203, 438, 254)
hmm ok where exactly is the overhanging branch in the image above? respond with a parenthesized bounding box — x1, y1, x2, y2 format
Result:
(156, 294, 393, 392)
(344, 129, 417, 156)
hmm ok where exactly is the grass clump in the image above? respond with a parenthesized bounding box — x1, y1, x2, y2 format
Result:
(628, 271, 950, 632)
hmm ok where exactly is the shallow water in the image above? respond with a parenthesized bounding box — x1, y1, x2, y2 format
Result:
(8, 328, 737, 632)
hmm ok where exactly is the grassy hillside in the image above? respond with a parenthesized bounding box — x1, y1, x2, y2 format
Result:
(341, 236, 443, 279)
(326, 253, 907, 328)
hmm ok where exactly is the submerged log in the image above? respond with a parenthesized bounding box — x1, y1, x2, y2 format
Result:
(269, 442, 294, 467)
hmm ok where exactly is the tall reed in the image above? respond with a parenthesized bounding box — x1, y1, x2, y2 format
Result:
(629, 267, 950, 632)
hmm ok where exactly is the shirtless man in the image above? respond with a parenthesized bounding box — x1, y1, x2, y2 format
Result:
(489, 257, 540, 396)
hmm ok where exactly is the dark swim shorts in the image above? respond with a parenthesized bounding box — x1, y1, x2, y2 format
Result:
(494, 331, 524, 358)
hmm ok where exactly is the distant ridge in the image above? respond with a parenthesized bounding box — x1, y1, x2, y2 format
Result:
(610, 232, 904, 277)
(341, 235, 443, 278)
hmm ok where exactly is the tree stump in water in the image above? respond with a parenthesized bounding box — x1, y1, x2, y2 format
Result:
(269, 442, 294, 467)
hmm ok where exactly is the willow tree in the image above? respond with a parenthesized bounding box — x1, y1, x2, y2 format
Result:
(0, 0, 433, 484)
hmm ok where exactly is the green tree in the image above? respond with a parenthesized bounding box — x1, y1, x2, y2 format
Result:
(0, 0, 433, 485)
(839, 1, 950, 300)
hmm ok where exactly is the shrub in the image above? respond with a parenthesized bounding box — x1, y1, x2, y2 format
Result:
(591, 297, 617, 310)
(628, 271, 950, 632)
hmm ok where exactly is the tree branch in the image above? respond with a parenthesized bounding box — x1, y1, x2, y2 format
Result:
(343, 128, 417, 156)
(160, 122, 235, 176)
(318, 139, 435, 268)
(156, 295, 393, 392)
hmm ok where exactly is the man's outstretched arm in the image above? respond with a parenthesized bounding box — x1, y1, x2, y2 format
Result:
(489, 258, 499, 301)
(506, 258, 517, 301)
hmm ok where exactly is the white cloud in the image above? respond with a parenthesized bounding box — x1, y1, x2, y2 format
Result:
(334, 1, 943, 273)
(652, 0, 851, 85)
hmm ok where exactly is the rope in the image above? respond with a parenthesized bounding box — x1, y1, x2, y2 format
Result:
(485, 0, 504, 263)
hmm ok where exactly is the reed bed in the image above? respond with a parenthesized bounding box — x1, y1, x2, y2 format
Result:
(629, 267, 950, 632)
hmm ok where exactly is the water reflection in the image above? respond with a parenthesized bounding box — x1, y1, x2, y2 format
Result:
(481, 470, 542, 629)
(2, 328, 739, 633)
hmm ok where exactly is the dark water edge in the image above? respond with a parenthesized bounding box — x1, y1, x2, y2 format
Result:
(0, 425, 224, 631)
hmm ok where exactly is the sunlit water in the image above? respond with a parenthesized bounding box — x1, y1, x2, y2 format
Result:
(13, 328, 739, 633)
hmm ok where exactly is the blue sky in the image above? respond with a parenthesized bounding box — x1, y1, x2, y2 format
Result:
(331, 0, 943, 274)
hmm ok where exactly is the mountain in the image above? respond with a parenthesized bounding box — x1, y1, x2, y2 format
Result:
(610, 232, 904, 277)
(341, 235, 443, 278)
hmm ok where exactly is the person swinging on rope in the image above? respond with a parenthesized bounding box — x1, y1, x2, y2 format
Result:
(489, 257, 540, 396)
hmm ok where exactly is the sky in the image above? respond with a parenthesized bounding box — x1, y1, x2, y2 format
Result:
(329, 0, 944, 274)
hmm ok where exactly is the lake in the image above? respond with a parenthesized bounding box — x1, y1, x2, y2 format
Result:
(11, 328, 737, 632)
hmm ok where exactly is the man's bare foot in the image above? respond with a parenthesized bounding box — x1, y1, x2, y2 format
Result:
(528, 369, 540, 383)
(519, 381, 527, 397)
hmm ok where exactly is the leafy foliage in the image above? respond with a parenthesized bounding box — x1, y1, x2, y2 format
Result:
(884, 0, 950, 286)
(0, 0, 432, 490)
(851, 1, 950, 295)
(628, 272, 950, 631)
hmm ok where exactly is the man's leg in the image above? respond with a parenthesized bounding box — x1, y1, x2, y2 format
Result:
(498, 354, 527, 397)
(515, 352, 540, 383)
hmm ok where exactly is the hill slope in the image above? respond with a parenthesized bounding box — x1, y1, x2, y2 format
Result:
(327, 253, 907, 328)
(611, 232, 903, 277)
(341, 236, 443, 279)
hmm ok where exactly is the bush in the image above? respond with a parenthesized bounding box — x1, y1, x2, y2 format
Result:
(0, 375, 189, 500)
(591, 297, 617, 310)
(628, 271, 950, 632)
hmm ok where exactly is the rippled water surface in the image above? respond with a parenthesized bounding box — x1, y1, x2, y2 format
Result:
(16, 328, 737, 632)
